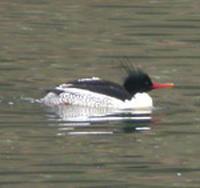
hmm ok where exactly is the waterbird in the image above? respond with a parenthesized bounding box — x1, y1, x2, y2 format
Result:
(41, 68, 174, 109)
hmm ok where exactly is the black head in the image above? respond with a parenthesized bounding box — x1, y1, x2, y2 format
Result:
(123, 68, 175, 95)
(123, 69, 153, 95)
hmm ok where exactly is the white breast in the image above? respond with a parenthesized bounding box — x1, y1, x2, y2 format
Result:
(125, 93, 153, 109)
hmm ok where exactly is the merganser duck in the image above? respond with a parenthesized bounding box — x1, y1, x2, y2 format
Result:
(41, 68, 174, 109)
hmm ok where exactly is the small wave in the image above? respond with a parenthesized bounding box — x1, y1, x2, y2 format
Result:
(45, 104, 152, 123)
(20, 96, 40, 104)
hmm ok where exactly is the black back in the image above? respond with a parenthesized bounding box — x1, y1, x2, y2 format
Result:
(48, 78, 131, 101)
(67, 79, 132, 100)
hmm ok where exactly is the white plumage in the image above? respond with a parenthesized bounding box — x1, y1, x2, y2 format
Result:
(41, 87, 153, 109)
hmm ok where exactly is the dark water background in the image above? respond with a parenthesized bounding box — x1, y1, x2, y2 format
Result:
(0, 0, 200, 187)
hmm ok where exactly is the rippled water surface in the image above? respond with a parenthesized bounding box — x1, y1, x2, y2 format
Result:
(0, 0, 200, 187)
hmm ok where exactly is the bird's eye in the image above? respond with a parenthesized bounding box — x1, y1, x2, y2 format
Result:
(144, 81, 150, 85)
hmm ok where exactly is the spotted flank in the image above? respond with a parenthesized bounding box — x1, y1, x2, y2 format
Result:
(41, 88, 153, 109)
(41, 88, 126, 108)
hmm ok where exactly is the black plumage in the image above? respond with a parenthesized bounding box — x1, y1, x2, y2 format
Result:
(67, 79, 132, 101)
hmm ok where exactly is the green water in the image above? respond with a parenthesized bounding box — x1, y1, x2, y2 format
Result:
(0, 0, 200, 187)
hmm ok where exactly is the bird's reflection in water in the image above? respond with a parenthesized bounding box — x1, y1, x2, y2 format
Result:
(46, 105, 152, 135)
